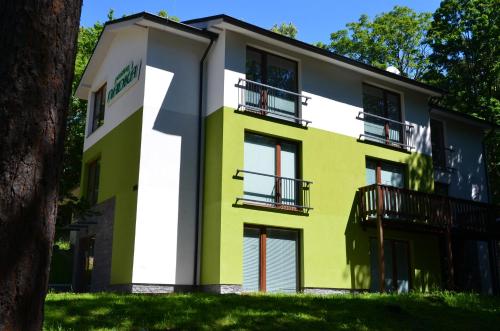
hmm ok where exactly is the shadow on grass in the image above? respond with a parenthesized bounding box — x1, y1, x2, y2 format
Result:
(44, 292, 500, 331)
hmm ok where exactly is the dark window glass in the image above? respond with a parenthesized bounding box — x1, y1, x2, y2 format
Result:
(431, 119, 446, 168)
(91, 84, 106, 133)
(434, 182, 449, 196)
(86, 159, 100, 205)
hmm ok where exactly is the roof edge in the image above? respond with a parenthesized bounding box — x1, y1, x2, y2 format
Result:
(183, 14, 444, 95)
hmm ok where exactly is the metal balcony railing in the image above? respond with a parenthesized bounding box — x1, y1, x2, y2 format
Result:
(235, 169, 312, 212)
(358, 184, 499, 234)
(357, 111, 414, 150)
(237, 78, 311, 126)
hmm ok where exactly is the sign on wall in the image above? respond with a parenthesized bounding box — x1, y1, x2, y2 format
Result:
(107, 59, 142, 104)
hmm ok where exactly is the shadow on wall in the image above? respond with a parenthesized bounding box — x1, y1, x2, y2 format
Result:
(344, 192, 370, 290)
(406, 152, 434, 193)
(151, 71, 201, 285)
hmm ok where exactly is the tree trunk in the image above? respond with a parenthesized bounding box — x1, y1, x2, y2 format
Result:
(0, 1, 82, 329)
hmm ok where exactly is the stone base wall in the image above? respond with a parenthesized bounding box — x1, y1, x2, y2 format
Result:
(302, 287, 367, 295)
(200, 284, 242, 294)
(71, 198, 115, 292)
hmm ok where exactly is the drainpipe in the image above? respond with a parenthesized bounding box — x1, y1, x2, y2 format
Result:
(193, 36, 215, 287)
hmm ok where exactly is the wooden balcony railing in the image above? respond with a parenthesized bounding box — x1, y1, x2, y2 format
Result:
(359, 184, 499, 234)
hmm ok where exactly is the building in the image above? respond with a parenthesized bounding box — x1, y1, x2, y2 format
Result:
(71, 12, 500, 294)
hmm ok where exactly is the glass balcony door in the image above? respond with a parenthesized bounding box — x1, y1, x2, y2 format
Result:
(362, 84, 402, 145)
(245, 47, 298, 119)
(243, 133, 298, 207)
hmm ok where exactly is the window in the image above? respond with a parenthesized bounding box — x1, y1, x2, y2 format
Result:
(243, 133, 299, 207)
(370, 238, 410, 293)
(91, 84, 106, 133)
(245, 47, 298, 118)
(243, 226, 299, 293)
(86, 159, 100, 205)
(434, 182, 449, 196)
(430, 119, 446, 168)
(366, 159, 405, 188)
(362, 84, 403, 146)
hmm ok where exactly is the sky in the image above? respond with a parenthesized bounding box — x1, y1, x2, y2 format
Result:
(80, 0, 442, 44)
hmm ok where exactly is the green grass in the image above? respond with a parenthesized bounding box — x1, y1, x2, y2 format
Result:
(44, 292, 500, 331)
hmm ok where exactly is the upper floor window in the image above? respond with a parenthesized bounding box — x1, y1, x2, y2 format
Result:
(243, 47, 300, 121)
(362, 84, 409, 149)
(430, 119, 446, 168)
(91, 84, 106, 133)
(86, 158, 100, 206)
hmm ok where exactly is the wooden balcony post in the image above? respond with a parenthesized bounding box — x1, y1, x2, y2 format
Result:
(376, 184, 385, 292)
(445, 200, 455, 290)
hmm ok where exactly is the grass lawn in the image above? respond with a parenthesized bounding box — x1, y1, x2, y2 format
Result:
(44, 291, 500, 331)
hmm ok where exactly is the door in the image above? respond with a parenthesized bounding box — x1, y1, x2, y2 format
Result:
(242, 226, 299, 293)
(370, 238, 410, 293)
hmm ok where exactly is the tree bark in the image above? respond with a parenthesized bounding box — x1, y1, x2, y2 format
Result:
(0, 1, 82, 329)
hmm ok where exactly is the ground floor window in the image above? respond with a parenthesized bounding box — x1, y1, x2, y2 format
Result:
(243, 226, 299, 293)
(370, 238, 411, 293)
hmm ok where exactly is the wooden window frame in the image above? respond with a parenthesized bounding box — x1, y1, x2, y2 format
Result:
(91, 84, 106, 133)
(245, 132, 301, 209)
(244, 225, 301, 293)
(246, 46, 300, 117)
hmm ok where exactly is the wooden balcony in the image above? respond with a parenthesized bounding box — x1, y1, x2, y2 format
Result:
(359, 184, 499, 292)
(358, 184, 500, 236)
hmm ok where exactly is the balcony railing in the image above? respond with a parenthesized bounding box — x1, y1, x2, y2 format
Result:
(359, 184, 499, 234)
(357, 111, 414, 150)
(237, 78, 311, 126)
(235, 169, 312, 212)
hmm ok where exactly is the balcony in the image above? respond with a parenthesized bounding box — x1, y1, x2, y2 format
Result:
(358, 184, 499, 235)
(236, 78, 311, 126)
(235, 169, 312, 212)
(357, 111, 414, 150)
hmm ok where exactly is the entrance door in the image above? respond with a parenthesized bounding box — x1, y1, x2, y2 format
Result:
(242, 226, 299, 293)
(370, 238, 410, 293)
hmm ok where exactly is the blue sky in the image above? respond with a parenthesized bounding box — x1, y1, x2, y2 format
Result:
(81, 0, 442, 44)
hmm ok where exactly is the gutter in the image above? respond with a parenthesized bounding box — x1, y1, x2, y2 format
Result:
(193, 35, 216, 286)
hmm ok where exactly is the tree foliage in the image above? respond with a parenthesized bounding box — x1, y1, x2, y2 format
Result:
(427, 0, 500, 203)
(271, 22, 298, 39)
(157, 10, 180, 22)
(427, 0, 500, 120)
(328, 6, 432, 80)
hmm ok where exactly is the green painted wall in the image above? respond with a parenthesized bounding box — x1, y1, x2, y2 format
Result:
(81, 109, 143, 284)
(201, 107, 441, 291)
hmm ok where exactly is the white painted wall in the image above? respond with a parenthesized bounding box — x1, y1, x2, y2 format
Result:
(83, 26, 148, 151)
(222, 31, 432, 155)
(132, 28, 208, 285)
(432, 113, 488, 202)
(205, 30, 226, 115)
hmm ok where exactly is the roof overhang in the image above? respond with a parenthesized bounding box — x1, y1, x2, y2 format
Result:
(429, 106, 496, 131)
(184, 14, 444, 97)
(75, 12, 216, 100)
